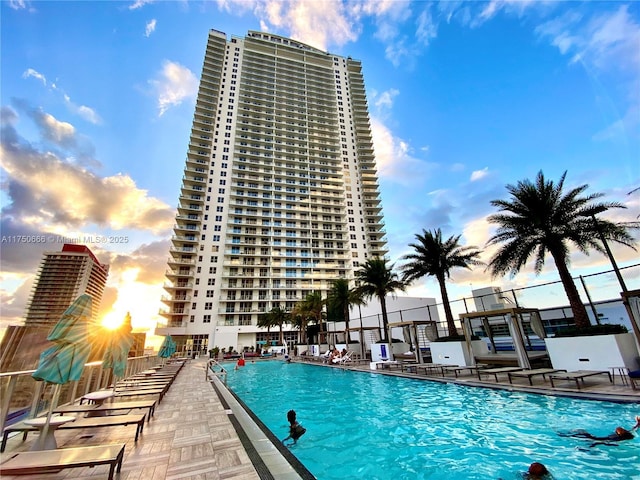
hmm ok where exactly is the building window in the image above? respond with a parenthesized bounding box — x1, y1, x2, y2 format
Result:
(203, 315, 211, 323)
(205, 302, 213, 310)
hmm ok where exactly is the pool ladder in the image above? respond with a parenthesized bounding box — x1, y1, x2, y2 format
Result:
(206, 359, 228, 385)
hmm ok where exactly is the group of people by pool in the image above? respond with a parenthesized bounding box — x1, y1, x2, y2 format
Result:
(323, 346, 348, 364)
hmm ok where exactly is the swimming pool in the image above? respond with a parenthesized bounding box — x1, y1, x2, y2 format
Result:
(223, 361, 639, 480)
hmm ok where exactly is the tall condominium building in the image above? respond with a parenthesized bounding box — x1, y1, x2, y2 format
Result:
(157, 29, 387, 355)
(25, 243, 109, 326)
(0, 243, 109, 371)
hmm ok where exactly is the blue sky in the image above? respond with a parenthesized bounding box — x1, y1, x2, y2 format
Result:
(1, 0, 639, 336)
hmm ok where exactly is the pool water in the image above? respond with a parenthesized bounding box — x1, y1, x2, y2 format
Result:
(224, 361, 639, 480)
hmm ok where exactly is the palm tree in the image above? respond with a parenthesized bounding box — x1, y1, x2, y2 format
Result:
(326, 278, 365, 347)
(400, 229, 483, 337)
(263, 305, 289, 346)
(355, 258, 405, 343)
(487, 170, 636, 329)
(257, 309, 277, 352)
(292, 291, 325, 344)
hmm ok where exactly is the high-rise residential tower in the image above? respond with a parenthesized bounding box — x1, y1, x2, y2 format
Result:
(25, 243, 109, 327)
(156, 29, 387, 354)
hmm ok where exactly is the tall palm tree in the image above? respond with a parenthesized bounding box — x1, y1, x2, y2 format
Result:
(326, 278, 365, 347)
(292, 291, 325, 344)
(400, 229, 483, 337)
(264, 305, 289, 346)
(257, 309, 277, 351)
(487, 170, 636, 329)
(355, 258, 405, 343)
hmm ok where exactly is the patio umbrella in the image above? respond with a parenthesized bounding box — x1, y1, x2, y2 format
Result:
(158, 335, 176, 363)
(31, 294, 94, 449)
(102, 312, 135, 389)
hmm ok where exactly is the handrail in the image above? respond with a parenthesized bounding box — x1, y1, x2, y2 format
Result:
(206, 359, 227, 385)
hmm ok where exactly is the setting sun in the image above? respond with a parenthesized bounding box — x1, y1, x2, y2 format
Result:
(101, 312, 124, 330)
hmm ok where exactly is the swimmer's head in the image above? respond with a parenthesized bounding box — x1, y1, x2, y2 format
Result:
(615, 427, 628, 435)
(528, 463, 548, 476)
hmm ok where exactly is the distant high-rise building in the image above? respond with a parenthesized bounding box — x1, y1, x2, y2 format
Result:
(0, 244, 109, 371)
(24, 244, 109, 327)
(156, 29, 387, 355)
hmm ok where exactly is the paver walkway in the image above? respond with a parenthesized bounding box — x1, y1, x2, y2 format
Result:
(1, 359, 261, 480)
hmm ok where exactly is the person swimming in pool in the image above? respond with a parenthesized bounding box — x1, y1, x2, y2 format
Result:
(524, 462, 552, 479)
(559, 425, 635, 447)
(282, 409, 306, 445)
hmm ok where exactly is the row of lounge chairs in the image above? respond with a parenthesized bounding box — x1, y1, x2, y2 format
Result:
(379, 361, 619, 390)
(0, 359, 186, 478)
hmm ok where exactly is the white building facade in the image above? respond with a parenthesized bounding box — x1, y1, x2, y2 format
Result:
(156, 29, 387, 354)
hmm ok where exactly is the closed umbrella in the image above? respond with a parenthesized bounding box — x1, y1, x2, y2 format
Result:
(32, 294, 94, 448)
(158, 335, 176, 363)
(102, 312, 135, 389)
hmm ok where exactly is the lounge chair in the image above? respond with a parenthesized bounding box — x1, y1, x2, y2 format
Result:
(55, 399, 157, 421)
(336, 351, 354, 365)
(507, 368, 566, 386)
(0, 443, 125, 480)
(549, 370, 612, 389)
(1, 413, 146, 452)
(477, 367, 524, 382)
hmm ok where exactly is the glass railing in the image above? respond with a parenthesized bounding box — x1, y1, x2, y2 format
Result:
(0, 355, 159, 435)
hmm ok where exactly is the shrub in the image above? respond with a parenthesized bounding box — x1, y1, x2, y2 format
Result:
(554, 324, 628, 338)
(433, 334, 480, 342)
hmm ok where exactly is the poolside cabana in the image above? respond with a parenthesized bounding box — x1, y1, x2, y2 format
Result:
(387, 320, 438, 364)
(341, 326, 382, 360)
(459, 307, 548, 369)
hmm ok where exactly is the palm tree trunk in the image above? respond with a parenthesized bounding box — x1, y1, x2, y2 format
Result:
(437, 274, 457, 337)
(379, 294, 389, 342)
(344, 305, 350, 347)
(551, 252, 591, 329)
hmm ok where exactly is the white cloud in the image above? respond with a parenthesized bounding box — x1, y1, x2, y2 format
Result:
(217, 0, 357, 51)
(62, 94, 102, 125)
(371, 116, 434, 186)
(145, 19, 157, 38)
(22, 68, 47, 85)
(129, 0, 153, 10)
(374, 88, 399, 110)
(9, 0, 27, 10)
(536, 5, 640, 72)
(470, 167, 489, 182)
(149, 60, 198, 116)
(416, 8, 438, 46)
(22, 69, 101, 124)
(40, 112, 76, 144)
(1, 138, 174, 234)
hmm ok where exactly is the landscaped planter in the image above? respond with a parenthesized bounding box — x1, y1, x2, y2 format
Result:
(545, 332, 639, 371)
(430, 340, 489, 366)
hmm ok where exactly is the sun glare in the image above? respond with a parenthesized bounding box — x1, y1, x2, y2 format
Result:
(101, 312, 124, 330)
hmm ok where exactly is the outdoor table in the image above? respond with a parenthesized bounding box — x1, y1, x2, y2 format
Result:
(82, 391, 115, 414)
(24, 415, 76, 450)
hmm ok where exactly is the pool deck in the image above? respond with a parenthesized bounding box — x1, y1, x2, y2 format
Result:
(1, 357, 638, 479)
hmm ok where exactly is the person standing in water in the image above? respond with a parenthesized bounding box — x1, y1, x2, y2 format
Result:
(282, 409, 306, 445)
